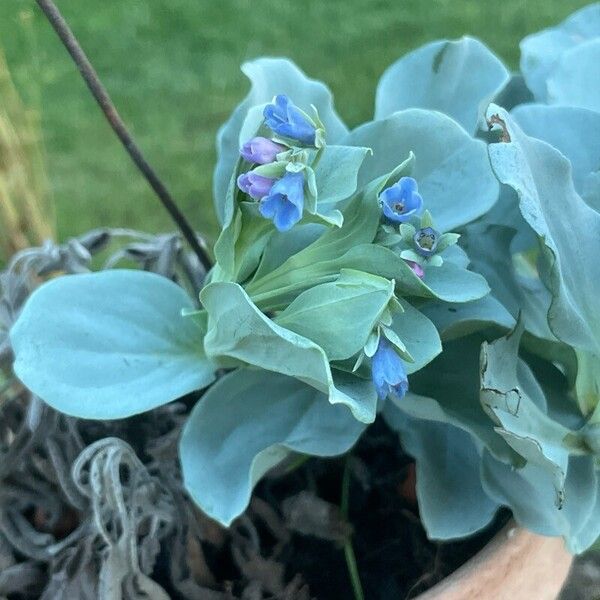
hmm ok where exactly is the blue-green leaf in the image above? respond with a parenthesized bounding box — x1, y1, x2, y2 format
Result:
(10, 270, 215, 419)
(343, 109, 499, 231)
(201, 281, 377, 422)
(376, 37, 509, 134)
(384, 403, 500, 539)
(214, 58, 348, 224)
(248, 242, 489, 311)
(480, 324, 575, 506)
(423, 295, 515, 341)
(388, 299, 441, 374)
(486, 105, 600, 359)
(511, 104, 600, 197)
(314, 145, 372, 212)
(274, 270, 394, 360)
(547, 39, 600, 113)
(181, 369, 366, 526)
(396, 336, 516, 462)
(482, 452, 600, 554)
(519, 4, 600, 103)
(212, 202, 274, 284)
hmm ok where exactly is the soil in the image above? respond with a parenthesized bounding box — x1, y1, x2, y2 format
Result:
(2, 392, 509, 600)
(162, 417, 509, 600)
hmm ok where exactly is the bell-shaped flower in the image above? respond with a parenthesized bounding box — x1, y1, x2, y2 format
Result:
(379, 177, 423, 223)
(240, 137, 286, 164)
(263, 95, 316, 145)
(413, 226, 440, 257)
(259, 171, 305, 232)
(237, 172, 276, 199)
(371, 337, 409, 400)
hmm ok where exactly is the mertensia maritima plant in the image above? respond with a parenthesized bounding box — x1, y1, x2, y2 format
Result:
(8, 3, 600, 555)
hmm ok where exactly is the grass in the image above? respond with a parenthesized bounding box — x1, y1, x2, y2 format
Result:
(0, 48, 54, 260)
(0, 0, 591, 245)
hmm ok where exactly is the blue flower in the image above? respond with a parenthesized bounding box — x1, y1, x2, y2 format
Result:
(259, 171, 305, 232)
(379, 177, 423, 223)
(240, 137, 286, 164)
(413, 227, 440, 257)
(263, 95, 316, 145)
(237, 172, 275, 199)
(371, 337, 408, 400)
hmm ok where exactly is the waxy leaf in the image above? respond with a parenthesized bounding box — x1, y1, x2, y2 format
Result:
(11, 270, 215, 419)
(384, 403, 500, 539)
(511, 104, 600, 197)
(399, 335, 516, 462)
(482, 452, 600, 554)
(487, 105, 600, 359)
(547, 39, 600, 113)
(480, 324, 575, 506)
(212, 202, 274, 284)
(343, 109, 499, 231)
(181, 369, 366, 526)
(423, 295, 515, 341)
(388, 299, 441, 374)
(520, 4, 600, 103)
(275, 270, 394, 360)
(201, 281, 377, 423)
(376, 37, 509, 134)
(314, 145, 372, 212)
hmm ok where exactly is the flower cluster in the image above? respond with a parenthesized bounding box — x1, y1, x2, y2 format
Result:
(376, 179, 458, 276)
(236, 95, 323, 232)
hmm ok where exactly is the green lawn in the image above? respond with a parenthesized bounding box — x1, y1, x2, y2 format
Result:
(0, 0, 591, 244)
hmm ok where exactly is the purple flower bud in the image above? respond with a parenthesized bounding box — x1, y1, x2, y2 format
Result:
(259, 171, 305, 232)
(405, 260, 425, 279)
(237, 172, 275, 200)
(379, 177, 423, 223)
(371, 337, 408, 401)
(263, 95, 316, 145)
(240, 137, 286, 164)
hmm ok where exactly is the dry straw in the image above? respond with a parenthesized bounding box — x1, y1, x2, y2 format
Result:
(0, 45, 55, 261)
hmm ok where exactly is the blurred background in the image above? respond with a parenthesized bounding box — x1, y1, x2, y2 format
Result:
(0, 0, 592, 257)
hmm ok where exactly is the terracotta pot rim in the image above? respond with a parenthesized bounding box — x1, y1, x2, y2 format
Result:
(414, 520, 573, 600)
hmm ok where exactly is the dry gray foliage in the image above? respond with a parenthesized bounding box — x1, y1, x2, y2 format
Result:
(0, 230, 207, 599)
(0, 231, 316, 600)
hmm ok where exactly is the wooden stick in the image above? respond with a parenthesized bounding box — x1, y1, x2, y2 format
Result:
(35, 0, 213, 271)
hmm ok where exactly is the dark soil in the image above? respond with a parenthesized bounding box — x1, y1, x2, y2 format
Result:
(2, 395, 509, 600)
(162, 417, 509, 600)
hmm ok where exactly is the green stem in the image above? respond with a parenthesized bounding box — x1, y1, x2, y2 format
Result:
(341, 458, 365, 600)
(282, 453, 311, 474)
(311, 145, 325, 171)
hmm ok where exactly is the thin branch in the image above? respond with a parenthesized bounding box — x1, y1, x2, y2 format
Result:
(35, 0, 213, 272)
(341, 458, 365, 600)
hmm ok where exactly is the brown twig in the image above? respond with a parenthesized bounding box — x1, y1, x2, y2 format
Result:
(35, 0, 213, 272)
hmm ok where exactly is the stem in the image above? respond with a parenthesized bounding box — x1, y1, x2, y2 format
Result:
(282, 453, 310, 474)
(341, 458, 365, 600)
(34, 0, 212, 272)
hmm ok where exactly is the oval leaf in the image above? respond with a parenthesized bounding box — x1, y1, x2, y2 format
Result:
(519, 4, 600, 103)
(343, 109, 499, 231)
(11, 270, 214, 419)
(180, 369, 366, 526)
(376, 37, 509, 134)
